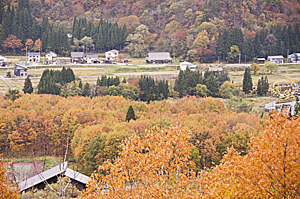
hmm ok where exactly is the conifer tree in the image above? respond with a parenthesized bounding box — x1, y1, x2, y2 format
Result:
(126, 105, 136, 122)
(82, 83, 90, 97)
(23, 76, 33, 94)
(242, 67, 253, 94)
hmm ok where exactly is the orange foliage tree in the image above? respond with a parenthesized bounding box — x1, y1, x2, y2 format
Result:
(0, 157, 20, 198)
(200, 113, 300, 198)
(80, 127, 202, 198)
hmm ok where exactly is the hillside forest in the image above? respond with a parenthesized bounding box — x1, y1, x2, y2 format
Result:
(0, 0, 300, 61)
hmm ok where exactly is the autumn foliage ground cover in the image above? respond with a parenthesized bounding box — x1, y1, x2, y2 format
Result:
(80, 113, 300, 198)
(0, 95, 262, 175)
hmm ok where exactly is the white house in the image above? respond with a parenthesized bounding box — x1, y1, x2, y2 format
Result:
(86, 54, 99, 64)
(265, 101, 297, 116)
(28, 52, 40, 64)
(105, 49, 119, 61)
(0, 55, 7, 62)
(267, 55, 284, 64)
(180, 62, 197, 71)
(45, 51, 57, 64)
(288, 53, 300, 63)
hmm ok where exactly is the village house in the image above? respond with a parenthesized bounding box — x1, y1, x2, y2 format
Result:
(86, 54, 99, 64)
(14, 64, 28, 77)
(28, 52, 40, 64)
(71, 52, 84, 63)
(180, 61, 197, 71)
(267, 55, 284, 64)
(208, 67, 223, 72)
(288, 53, 300, 63)
(0, 55, 7, 66)
(146, 52, 172, 64)
(105, 49, 119, 62)
(45, 51, 57, 64)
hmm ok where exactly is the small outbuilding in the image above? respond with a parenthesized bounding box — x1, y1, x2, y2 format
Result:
(0, 55, 7, 62)
(71, 52, 84, 63)
(146, 52, 172, 64)
(180, 62, 197, 71)
(257, 58, 265, 64)
(105, 49, 119, 61)
(208, 67, 223, 72)
(267, 55, 284, 64)
(19, 162, 89, 193)
(45, 51, 57, 64)
(14, 64, 28, 77)
(28, 52, 40, 64)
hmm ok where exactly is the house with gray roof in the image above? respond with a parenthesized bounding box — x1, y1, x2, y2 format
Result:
(146, 52, 172, 64)
(14, 64, 28, 77)
(19, 162, 89, 193)
(288, 53, 300, 63)
(86, 54, 99, 64)
(71, 52, 84, 63)
(267, 55, 284, 64)
(28, 52, 40, 64)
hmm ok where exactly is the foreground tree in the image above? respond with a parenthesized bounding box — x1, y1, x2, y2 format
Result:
(4, 89, 21, 101)
(0, 158, 20, 198)
(80, 127, 201, 198)
(200, 113, 300, 198)
(23, 76, 33, 94)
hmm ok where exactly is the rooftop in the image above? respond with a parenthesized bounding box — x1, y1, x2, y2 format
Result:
(71, 52, 84, 57)
(28, 52, 40, 56)
(146, 52, 172, 60)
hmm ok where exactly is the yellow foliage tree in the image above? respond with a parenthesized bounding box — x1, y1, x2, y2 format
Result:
(0, 158, 20, 199)
(80, 127, 202, 198)
(200, 113, 300, 198)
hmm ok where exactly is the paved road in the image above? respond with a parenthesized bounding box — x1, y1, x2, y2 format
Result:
(0, 75, 17, 89)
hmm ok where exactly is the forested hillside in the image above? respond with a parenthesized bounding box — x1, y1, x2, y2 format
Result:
(1, 0, 300, 61)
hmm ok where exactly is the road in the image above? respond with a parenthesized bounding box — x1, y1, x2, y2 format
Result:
(0, 75, 17, 89)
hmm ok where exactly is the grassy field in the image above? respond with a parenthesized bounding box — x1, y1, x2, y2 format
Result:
(229, 71, 300, 86)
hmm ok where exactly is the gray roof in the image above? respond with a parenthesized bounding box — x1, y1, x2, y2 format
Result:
(257, 58, 265, 61)
(267, 55, 284, 59)
(14, 64, 28, 70)
(28, 52, 40, 56)
(19, 162, 89, 192)
(86, 54, 98, 59)
(146, 52, 172, 61)
(71, 52, 84, 57)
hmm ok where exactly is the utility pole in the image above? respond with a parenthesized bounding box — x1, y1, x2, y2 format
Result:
(239, 53, 241, 64)
(287, 49, 289, 63)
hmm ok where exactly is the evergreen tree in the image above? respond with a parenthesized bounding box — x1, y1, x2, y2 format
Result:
(126, 105, 136, 122)
(82, 83, 90, 97)
(242, 68, 253, 94)
(294, 96, 300, 116)
(262, 76, 269, 96)
(23, 76, 33, 94)
(257, 78, 263, 96)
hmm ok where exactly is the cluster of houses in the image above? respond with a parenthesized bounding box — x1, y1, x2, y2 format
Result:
(257, 53, 300, 65)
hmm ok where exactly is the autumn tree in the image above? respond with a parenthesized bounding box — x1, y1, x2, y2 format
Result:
(0, 158, 20, 198)
(200, 113, 300, 198)
(252, 62, 260, 75)
(80, 127, 202, 198)
(23, 76, 33, 94)
(33, 38, 42, 52)
(24, 39, 34, 51)
(1, 34, 23, 53)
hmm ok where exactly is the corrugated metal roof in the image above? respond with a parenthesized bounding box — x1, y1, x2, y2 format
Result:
(28, 52, 40, 56)
(14, 64, 28, 70)
(146, 52, 172, 61)
(267, 55, 284, 59)
(19, 162, 89, 192)
(71, 52, 84, 57)
(86, 54, 98, 59)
